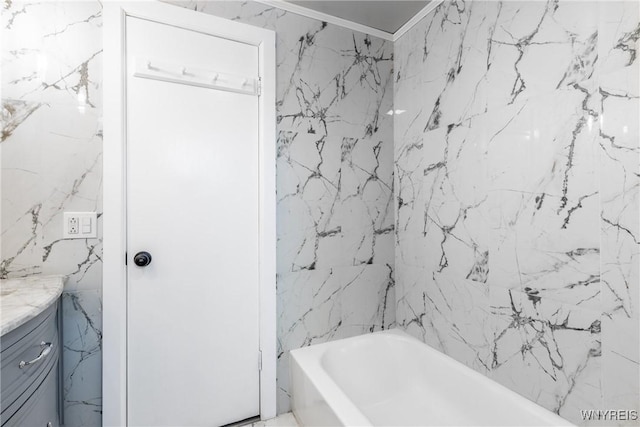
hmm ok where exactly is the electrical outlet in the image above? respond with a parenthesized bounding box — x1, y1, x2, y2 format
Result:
(68, 217, 79, 234)
(63, 212, 97, 239)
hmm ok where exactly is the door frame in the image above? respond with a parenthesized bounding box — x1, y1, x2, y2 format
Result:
(103, 3, 277, 425)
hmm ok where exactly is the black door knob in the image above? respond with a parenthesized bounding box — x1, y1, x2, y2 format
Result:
(133, 251, 152, 267)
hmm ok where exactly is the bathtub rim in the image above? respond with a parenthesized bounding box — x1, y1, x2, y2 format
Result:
(290, 340, 372, 426)
(290, 328, 574, 427)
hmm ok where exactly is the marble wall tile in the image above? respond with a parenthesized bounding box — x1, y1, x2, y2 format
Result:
(404, 270, 493, 374)
(394, 132, 427, 267)
(423, 121, 490, 282)
(62, 290, 103, 426)
(394, 263, 427, 339)
(166, 0, 394, 138)
(276, 132, 394, 273)
(484, 88, 601, 310)
(276, 264, 394, 413)
(412, 1, 600, 131)
(394, 1, 639, 425)
(490, 287, 602, 420)
(597, 2, 640, 423)
(2, 1, 103, 425)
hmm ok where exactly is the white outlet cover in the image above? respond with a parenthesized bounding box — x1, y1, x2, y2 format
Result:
(63, 212, 98, 239)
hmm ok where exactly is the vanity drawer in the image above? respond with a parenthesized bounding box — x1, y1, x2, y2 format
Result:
(0, 303, 59, 419)
(1, 355, 59, 427)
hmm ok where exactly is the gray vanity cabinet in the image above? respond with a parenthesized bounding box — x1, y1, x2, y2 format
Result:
(0, 302, 61, 427)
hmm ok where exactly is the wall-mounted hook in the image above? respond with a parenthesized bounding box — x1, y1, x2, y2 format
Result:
(134, 59, 259, 95)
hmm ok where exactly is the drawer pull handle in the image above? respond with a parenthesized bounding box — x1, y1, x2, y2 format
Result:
(19, 341, 53, 369)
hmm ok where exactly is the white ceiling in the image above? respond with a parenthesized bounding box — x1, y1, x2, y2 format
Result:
(286, 1, 431, 34)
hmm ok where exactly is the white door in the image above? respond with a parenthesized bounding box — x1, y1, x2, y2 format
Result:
(125, 16, 260, 427)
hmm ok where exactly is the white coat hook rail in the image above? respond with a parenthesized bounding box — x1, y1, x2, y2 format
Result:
(134, 57, 260, 96)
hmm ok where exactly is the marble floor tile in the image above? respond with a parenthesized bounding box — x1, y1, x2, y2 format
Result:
(251, 412, 299, 427)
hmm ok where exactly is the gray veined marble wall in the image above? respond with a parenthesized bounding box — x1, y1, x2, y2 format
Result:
(394, 1, 639, 425)
(1, 1, 103, 426)
(1, 0, 394, 424)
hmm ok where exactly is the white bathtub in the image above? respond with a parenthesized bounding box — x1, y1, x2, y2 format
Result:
(290, 329, 573, 426)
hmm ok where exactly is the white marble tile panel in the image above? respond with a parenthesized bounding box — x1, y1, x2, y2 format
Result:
(276, 264, 394, 413)
(394, 1, 638, 424)
(395, 262, 429, 342)
(601, 348, 640, 426)
(62, 289, 102, 427)
(490, 287, 602, 424)
(277, 132, 393, 272)
(394, 133, 427, 267)
(482, 89, 601, 309)
(597, 1, 640, 77)
(597, 1, 640, 419)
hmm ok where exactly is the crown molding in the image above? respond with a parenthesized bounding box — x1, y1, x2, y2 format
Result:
(393, 0, 444, 41)
(254, 0, 394, 41)
(253, 0, 443, 43)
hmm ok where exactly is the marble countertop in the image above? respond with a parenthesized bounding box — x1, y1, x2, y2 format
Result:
(0, 275, 65, 336)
